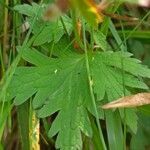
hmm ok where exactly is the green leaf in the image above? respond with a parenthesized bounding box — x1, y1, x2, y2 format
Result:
(47, 36, 75, 57)
(100, 51, 150, 78)
(14, 2, 43, 17)
(125, 109, 138, 133)
(7, 47, 150, 149)
(93, 30, 108, 51)
(105, 110, 124, 150)
(138, 105, 150, 116)
(7, 48, 93, 150)
(90, 51, 150, 134)
(120, 108, 138, 134)
(91, 51, 150, 101)
(130, 112, 150, 150)
(0, 102, 12, 140)
(14, 3, 73, 46)
(90, 117, 104, 149)
(33, 15, 73, 46)
(17, 102, 30, 150)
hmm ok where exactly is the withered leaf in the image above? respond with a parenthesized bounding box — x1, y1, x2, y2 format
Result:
(102, 93, 150, 109)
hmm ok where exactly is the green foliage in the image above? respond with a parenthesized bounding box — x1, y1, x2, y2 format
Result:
(17, 102, 30, 150)
(14, 2, 43, 17)
(91, 51, 150, 101)
(32, 15, 72, 46)
(105, 110, 124, 150)
(5, 41, 150, 149)
(1, 1, 150, 149)
(93, 30, 108, 51)
(14, 3, 73, 46)
(7, 47, 93, 149)
(0, 102, 12, 140)
(130, 113, 150, 150)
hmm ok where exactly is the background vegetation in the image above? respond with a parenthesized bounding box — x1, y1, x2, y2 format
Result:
(0, 0, 150, 149)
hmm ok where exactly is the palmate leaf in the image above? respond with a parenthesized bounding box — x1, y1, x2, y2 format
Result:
(7, 46, 150, 149)
(91, 51, 150, 102)
(7, 48, 93, 150)
(91, 51, 150, 133)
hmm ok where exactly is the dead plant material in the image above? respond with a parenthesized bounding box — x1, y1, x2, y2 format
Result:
(102, 92, 150, 109)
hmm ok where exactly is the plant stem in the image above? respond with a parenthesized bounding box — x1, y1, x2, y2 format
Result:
(60, 16, 69, 37)
(3, 0, 9, 67)
(71, 9, 84, 50)
(82, 21, 107, 150)
(115, 11, 150, 51)
(120, 18, 127, 150)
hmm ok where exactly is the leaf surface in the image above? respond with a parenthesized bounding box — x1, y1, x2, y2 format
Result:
(33, 15, 73, 46)
(7, 48, 150, 149)
(90, 51, 150, 134)
(7, 48, 93, 150)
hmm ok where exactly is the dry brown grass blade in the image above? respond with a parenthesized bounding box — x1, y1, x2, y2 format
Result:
(102, 93, 150, 109)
